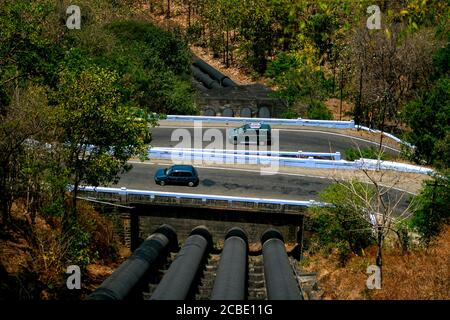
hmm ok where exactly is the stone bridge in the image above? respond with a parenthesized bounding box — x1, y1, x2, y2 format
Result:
(191, 57, 286, 118)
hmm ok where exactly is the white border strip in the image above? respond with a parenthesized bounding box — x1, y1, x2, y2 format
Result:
(77, 186, 329, 208)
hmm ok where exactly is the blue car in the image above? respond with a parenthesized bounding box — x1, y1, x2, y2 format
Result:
(154, 165, 199, 187)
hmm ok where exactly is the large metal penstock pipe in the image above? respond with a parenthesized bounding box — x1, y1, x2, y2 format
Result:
(221, 77, 236, 88)
(150, 226, 213, 300)
(190, 65, 221, 89)
(261, 229, 303, 300)
(193, 60, 236, 87)
(87, 224, 178, 300)
(211, 227, 248, 300)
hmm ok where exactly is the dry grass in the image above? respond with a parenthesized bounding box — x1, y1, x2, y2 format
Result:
(325, 98, 354, 121)
(136, 2, 269, 86)
(0, 199, 128, 299)
(302, 226, 450, 300)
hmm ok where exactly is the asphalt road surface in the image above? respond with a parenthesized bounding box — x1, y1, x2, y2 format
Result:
(115, 162, 411, 212)
(111, 126, 409, 211)
(151, 126, 400, 156)
(117, 163, 331, 201)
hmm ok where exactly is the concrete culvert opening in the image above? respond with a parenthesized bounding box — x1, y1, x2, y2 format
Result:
(240, 107, 252, 118)
(258, 106, 270, 118)
(222, 107, 234, 117)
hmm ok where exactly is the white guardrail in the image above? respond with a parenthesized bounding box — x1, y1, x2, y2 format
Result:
(148, 148, 433, 174)
(151, 147, 341, 160)
(355, 125, 414, 148)
(77, 186, 329, 208)
(165, 115, 356, 129)
(163, 115, 413, 148)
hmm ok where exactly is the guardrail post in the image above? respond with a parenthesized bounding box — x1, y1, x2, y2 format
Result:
(120, 187, 127, 203)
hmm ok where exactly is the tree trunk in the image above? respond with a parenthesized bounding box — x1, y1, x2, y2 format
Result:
(378, 100, 387, 152)
(339, 71, 344, 121)
(222, 31, 226, 65)
(0, 165, 11, 226)
(72, 179, 78, 222)
(355, 66, 364, 127)
(166, 0, 170, 19)
(64, 174, 79, 232)
(230, 30, 234, 64)
(188, 1, 191, 27)
(226, 30, 230, 68)
(0, 193, 9, 226)
(426, 180, 439, 247)
(332, 51, 337, 95)
(376, 228, 383, 288)
(149, 0, 155, 13)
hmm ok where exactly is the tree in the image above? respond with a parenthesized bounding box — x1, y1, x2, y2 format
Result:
(410, 171, 450, 246)
(266, 50, 330, 118)
(53, 66, 150, 226)
(327, 147, 416, 287)
(237, 0, 278, 74)
(404, 77, 450, 169)
(308, 182, 376, 256)
(350, 24, 436, 149)
(0, 86, 51, 226)
(0, 0, 63, 109)
(101, 20, 198, 115)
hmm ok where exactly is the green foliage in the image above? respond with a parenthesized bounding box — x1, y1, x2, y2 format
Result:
(265, 52, 299, 85)
(280, 107, 299, 119)
(61, 205, 121, 271)
(237, 0, 278, 74)
(0, 0, 198, 234)
(42, 198, 65, 218)
(88, 20, 197, 115)
(186, 23, 203, 45)
(344, 147, 390, 161)
(307, 101, 332, 120)
(0, 84, 54, 224)
(410, 172, 450, 245)
(404, 77, 450, 169)
(53, 65, 149, 191)
(266, 51, 330, 115)
(66, 223, 93, 270)
(432, 42, 450, 80)
(306, 183, 376, 256)
(106, 21, 190, 74)
(304, 12, 338, 59)
(0, 0, 64, 103)
(173, 0, 448, 146)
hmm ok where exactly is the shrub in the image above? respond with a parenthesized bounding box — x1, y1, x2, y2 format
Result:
(305, 183, 376, 259)
(74, 20, 198, 115)
(307, 101, 332, 120)
(186, 23, 203, 45)
(281, 107, 299, 119)
(77, 202, 119, 264)
(410, 172, 450, 245)
(344, 147, 390, 161)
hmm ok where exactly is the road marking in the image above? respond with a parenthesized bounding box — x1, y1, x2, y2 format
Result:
(128, 160, 330, 179)
(157, 125, 401, 153)
(127, 160, 417, 195)
(281, 129, 400, 153)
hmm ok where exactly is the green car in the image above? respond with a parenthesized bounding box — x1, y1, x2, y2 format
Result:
(228, 123, 272, 145)
(154, 165, 200, 187)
